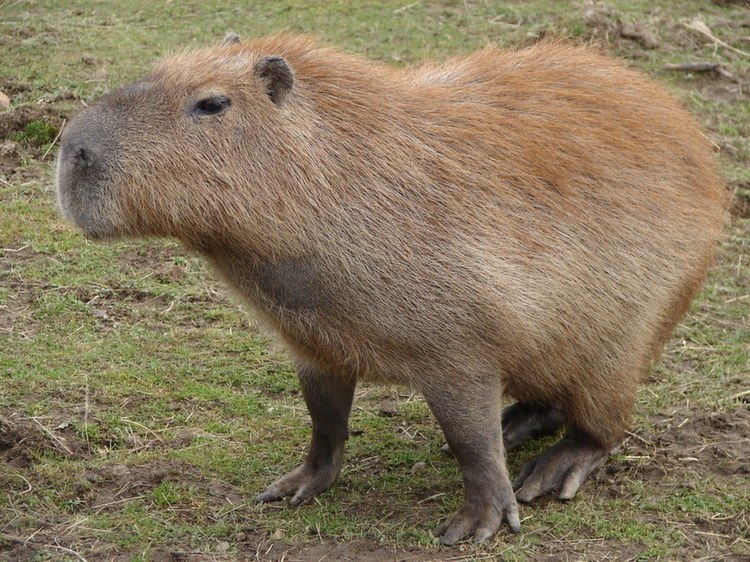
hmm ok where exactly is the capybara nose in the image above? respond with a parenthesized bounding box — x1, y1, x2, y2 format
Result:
(59, 110, 118, 179)
(62, 136, 99, 174)
(73, 146, 92, 168)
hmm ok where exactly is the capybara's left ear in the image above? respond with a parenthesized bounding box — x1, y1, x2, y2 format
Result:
(254, 56, 294, 106)
(223, 32, 240, 45)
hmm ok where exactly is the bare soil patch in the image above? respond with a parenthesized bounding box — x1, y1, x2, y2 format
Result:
(730, 181, 750, 218)
(0, 415, 89, 466)
(0, 103, 70, 181)
(0, 418, 47, 470)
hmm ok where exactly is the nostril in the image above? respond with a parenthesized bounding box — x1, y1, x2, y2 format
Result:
(74, 146, 92, 168)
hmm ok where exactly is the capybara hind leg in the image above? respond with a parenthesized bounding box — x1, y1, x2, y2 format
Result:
(513, 428, 612, 503)
(424, 384, 520, 545)
(502, 402, 566, 450)
(256, 366, 355, 506)
(441, 401, 565, 454)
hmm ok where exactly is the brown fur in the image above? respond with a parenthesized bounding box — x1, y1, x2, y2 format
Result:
(56, 35, 728, 542)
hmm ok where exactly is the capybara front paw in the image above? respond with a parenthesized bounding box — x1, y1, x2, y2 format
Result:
(433, 498, 521, 545)
(513, 435, 611, 503)
(256, 462, 338, 507)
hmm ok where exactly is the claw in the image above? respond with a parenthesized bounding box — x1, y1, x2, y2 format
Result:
(255, 489, 283, 503)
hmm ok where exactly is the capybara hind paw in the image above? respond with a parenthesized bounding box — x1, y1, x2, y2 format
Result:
(256, 463, 338, 507)
(433, 501, 521, 545)
(513, 435, 610, 503)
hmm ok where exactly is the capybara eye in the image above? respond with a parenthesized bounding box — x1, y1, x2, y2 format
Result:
(193, 96, 231, 116)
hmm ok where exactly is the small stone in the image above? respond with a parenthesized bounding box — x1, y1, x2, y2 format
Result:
(91, 308, 110, 320)
(216, 541, 230, 553)
(0, 91, 10, 110)
(620, 22, 659, 49)
(84, 470, 104, 483)
(147, 548, 174, 562)
(1, 140, 16, 156)
(378, 400, 398, 417)
(584, 4, 614, 30)
(411, 461, 427, 474)
(111, 464, 130, 478)
(172, 428, 197, 446)
(207, 479, 227, 496)
(271, 529, 285, 541)
(223, 32, 240, 45)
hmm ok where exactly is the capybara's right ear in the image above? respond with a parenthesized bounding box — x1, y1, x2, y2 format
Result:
(254, 56, 294, 106)
(223, 32, 240, 45)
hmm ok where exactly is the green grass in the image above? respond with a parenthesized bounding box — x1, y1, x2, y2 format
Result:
(1, 1, 749, 560)
(9, 119, 58, 148)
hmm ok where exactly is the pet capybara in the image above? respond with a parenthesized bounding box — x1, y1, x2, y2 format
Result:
(55, 34, 726, 545)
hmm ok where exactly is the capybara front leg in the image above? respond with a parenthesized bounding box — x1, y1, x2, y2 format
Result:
(424, 384, 520, 545)
(256, 366, 356, 506)
(513, 428, 613, 503)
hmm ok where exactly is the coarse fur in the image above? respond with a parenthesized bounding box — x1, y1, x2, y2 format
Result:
(55, 34, 727, 544)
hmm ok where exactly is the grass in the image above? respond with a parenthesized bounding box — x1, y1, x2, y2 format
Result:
(1, 1, 749, 560)
(9, 119, 58, 148)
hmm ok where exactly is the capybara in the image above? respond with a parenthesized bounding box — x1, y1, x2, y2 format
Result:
(55, 34, 726, 544)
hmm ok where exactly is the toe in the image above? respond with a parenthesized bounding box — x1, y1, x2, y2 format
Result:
(473, 518, 501, 543)
(434, 507, 477, 546)
(506, 505, 522, 533)
(558, 464, 588, 500)
(289, 483, 322, 507)
(289, 491, 309, 507)
(439, 517, 475, 546)
(515, 480, 543, 503)
(255, 488, 282, 503)
(512, 458, 537, 491)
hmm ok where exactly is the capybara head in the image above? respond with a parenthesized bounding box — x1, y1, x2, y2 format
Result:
(56, 35, 299, 243)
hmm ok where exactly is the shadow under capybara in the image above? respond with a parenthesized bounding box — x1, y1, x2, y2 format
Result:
(55, 34, 727, 545)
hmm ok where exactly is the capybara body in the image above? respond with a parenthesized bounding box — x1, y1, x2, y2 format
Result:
(56, 35, 726, 544)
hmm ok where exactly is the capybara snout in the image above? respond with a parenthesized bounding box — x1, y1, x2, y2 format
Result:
(56, 105, 125, 239)
(56, 34, 727, 545)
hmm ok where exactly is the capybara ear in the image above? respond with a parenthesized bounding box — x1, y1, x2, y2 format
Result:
(254, 56, 294, 106)
(223, 32, 240, 45)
